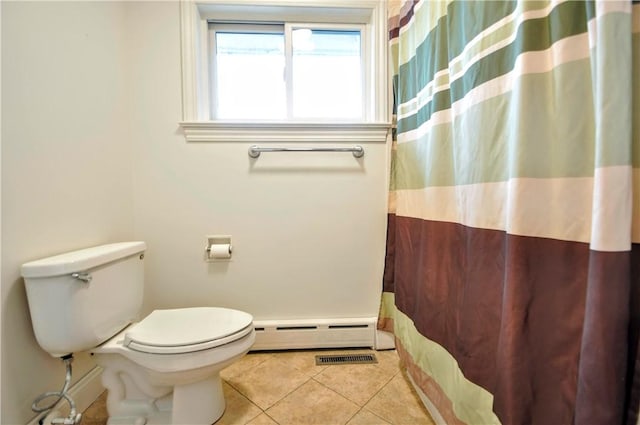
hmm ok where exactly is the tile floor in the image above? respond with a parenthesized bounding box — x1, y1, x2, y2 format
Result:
(81, 348, 434, 425)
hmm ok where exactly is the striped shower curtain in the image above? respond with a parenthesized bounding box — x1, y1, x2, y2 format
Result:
(379, 1, 640, 424)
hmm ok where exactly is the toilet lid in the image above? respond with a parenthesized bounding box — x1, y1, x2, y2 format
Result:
(124, 307, 253, 354)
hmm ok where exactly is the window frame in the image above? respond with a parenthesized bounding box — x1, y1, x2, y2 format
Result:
(179, 0, 390, 143)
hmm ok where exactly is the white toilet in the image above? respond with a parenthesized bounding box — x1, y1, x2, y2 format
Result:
(21, 241, 255, 425)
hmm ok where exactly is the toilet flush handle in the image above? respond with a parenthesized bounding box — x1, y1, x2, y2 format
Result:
(71, 272, 92, 283)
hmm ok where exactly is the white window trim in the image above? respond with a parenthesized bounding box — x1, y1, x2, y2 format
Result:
(179, 0, 390, 143)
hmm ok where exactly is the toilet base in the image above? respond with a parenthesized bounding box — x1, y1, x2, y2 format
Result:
(105, 374, 225, 425)
(172, 374, 225, 424)
(97, 352, 231, 425)
(93, 326, 255, 425)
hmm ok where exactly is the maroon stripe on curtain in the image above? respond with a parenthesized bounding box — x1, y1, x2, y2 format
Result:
(382, 213, 397, 294)
(389, 0, 420, 40)
(574, 250, 632, 425)
(625, 244, 640, 425)
(389, 215, 633, 425)
(378, 213, 397, 333)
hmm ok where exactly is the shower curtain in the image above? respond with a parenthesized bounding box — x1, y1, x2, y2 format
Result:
(378, 1, 640, 424)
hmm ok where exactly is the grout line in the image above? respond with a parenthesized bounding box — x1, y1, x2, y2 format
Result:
(311, 369, 396, 425)
(262, 375, 313, 411)
(358, 367, 399, 407)
(221, 352, 275, 381)
(308, 377, 363, 425)
(221, 380, 264, 425)
(311, 375, 369, 408)
(262, 410, 281, 425)
(360, 406, 393, 425)
(343, 406, 362, 425)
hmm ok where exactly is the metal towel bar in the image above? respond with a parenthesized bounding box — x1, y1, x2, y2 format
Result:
(248, 145, 364, 158)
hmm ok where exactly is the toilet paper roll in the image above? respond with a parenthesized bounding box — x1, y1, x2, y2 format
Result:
(209, 244, 232, 259)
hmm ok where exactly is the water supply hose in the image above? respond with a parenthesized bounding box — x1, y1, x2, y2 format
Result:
(31, 354, 82, 425)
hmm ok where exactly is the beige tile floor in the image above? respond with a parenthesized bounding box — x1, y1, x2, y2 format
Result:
(81, 349, 434, 425)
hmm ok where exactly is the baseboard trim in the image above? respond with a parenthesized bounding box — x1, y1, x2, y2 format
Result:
(27, 366, 104, 425)
(374, 329, 396, 350)
(252, 317, 377, 350)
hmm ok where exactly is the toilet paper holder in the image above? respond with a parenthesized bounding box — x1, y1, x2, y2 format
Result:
(205, 235, 232, 262)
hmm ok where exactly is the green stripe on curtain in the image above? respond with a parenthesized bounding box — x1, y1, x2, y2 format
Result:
(396, 1, 518, 98)
(397, 1, 596, 134)
(591, 11, 633, 168)
(394, 59, 597, 190)
(396, 1, 450, 65)
(392, 17, 632, 191)
(380, 293, 501, 425)
(446, 1, 519, 59)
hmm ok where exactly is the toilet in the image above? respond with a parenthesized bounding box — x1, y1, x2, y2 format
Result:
(21, 241, 255, 425)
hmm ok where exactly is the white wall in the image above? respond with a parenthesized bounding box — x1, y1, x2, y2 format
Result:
(1, 2, 133, 424)
(0, 2, 4, 419)
(127, 2, 388, 322)
(1, 2, 388, 424)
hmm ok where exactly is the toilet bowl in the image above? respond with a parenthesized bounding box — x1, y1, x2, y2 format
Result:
(20, 242, 255, 425)
(92, 307, 255, 425)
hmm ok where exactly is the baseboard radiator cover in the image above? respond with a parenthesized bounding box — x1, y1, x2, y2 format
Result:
(251, 317, 378, 350)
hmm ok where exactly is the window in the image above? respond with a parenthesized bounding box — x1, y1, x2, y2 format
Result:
(180, 1, 389, 142)
(210, 24, 364, 120)
(212, 26, 286, 120)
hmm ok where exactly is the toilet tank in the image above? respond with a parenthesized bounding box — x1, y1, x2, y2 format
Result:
(21, 242, 146, 357)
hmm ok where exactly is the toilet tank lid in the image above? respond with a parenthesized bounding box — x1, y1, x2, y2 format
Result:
(21, 241, 146, 278)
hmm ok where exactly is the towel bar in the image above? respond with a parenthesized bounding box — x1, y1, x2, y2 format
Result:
(248, 145, 364, 158)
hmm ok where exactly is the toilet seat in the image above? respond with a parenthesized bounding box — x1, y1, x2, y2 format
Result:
(124, 307, 253, 355)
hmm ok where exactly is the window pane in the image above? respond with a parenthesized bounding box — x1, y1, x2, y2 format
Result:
(292, 29, 362, 119)
(215, 32, 286, 119)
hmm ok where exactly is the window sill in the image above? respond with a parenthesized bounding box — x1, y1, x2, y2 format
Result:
(179, 121, 391, 143)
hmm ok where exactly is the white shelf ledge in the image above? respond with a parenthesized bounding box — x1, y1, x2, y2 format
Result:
(179, 121, 391, 143)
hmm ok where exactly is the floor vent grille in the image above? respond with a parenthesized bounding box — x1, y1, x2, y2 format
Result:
(315, 353, 378, 366)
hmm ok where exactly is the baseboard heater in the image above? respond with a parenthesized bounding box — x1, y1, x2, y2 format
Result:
(251, 317, 377, 350)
